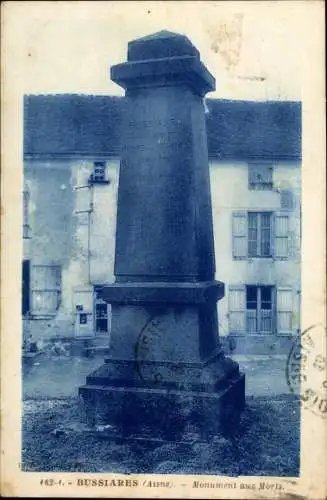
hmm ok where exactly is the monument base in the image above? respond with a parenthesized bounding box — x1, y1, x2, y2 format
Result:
(79, 360, 245, 441)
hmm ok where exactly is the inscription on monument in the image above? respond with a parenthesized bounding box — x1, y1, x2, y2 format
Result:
(123, 116, 192, 163)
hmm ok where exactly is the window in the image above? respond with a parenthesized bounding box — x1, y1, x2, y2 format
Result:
(232, 211, 289, 259)
(246, 285, 274, 334)
(248, 212, 272, 257)
(89, 161, 109, 184)
(23, 189, 31, 239)
(229, 285, 294, 335)
(30, 265, 61, 316)
(94, 286, 111, 334)
(248, 163, 273, 190)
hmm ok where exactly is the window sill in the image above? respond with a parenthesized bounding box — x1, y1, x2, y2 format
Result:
(228, 332, 277, 337)
(29, 313, 57, 320)
(276, 332, 295, 337)
(233, 257, 289, 262)
(229, 332, 296, 337)
(248, 186, 273, 191)
(247, 256, 273, 260)
(88, 179, 110, 186)
(233, 257, 274, 261)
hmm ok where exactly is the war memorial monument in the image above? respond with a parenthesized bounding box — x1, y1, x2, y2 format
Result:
(79, 30, 245, 441)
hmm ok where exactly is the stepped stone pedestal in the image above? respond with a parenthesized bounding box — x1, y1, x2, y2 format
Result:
(79, 30, 245, 441)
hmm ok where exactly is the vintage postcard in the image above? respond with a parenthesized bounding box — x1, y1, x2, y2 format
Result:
(1, 1, 326, 498)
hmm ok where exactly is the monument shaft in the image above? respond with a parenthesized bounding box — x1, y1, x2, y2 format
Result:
(79, 31, 245, 440)
(115, 86, 215, 282)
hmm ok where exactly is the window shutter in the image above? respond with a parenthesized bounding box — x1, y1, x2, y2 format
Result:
(31, 265, 61, 315)
(277, 287, 293, 334)
(232, 212, 247, 259)
(280, 189, 294, 210)
(274, 213, 289, 259)
(23, 189, 30, 239)
(228, 285, 246, 334)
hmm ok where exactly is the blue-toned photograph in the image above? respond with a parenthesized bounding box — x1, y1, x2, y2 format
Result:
(22, 20, 301, 477)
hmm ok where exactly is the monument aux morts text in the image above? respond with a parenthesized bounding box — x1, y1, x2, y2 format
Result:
(79, 30, 245, 440)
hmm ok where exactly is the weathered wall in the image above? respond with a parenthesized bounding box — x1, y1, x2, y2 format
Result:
(210, 160, 301, 350)
(24, 157, 301, 353)
(24, 158, 119, 341)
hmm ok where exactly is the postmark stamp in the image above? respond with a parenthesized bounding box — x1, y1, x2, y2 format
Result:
(286, 324, 327, 417)
(133, 312, 196, 387)
(134, 314, 166, 384)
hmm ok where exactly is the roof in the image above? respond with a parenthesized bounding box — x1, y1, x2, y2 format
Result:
(206, 99, 301, 161)
(24, 94, 301, 161)
(24, 95, 122, 158)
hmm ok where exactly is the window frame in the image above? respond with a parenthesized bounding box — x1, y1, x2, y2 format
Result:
(247, 211, 273, 258)
(229, 284, 295, 336)
(89, 161, 110, 185)
(245, 285, 275, 335)
(248, 162, 274, 191)
(232, 211, 289, 260)
(94, 285, 111, 335)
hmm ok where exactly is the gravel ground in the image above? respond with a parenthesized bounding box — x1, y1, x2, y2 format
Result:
(22, 395, 300, 476)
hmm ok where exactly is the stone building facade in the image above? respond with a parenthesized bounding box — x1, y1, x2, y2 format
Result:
(23, 95, 301, 353)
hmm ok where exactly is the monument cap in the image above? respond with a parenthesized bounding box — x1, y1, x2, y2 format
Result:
(127, 30, 200, 61)
(111, 29, 215, 96)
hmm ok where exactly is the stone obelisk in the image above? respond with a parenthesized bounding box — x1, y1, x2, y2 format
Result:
(80, 30, 245, 440)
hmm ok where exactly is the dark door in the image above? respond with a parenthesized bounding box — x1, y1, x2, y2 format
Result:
(22, 260, 30, 316)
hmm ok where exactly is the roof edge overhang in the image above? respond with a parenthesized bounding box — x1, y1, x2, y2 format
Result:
(24, 152, 301, 162)
(24, 152, 121, 161)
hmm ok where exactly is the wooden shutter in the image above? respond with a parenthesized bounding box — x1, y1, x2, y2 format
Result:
(232, 212, 247, 259)
(277, 287, 293, 334)
(228, 285, 246, 334)
(23, 189, 30, 239)
(31, 265, 61, 315)
(274, 213, 289, 259)
(280, 189, 294, 210)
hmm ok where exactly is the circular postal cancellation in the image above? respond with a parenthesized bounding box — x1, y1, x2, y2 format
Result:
(134, 313, 195, 386)
(286, 324, 327, 417)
